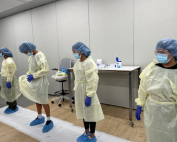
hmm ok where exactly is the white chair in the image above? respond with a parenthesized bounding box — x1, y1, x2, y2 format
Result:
(51, 58, 71, 107)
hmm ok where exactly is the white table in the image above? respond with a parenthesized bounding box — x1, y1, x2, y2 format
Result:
(67, 66, 141, 127)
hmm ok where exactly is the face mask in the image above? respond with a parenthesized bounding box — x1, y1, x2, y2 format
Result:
(156, 53, 172, 64)
(27, 52, 33, 56)
(0, 53, 3, 57)
(73, 53, 81, 59)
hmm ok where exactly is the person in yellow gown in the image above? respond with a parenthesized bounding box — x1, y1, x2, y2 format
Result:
(135, 38, 177, 142)
(72, 42, 104, 142)
(18, 42, 53, 133)
(0, 47, 21, 114)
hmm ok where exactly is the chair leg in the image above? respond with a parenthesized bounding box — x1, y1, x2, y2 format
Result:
(51, 97, 60, 102)
(54, 89, 70, 107)
(63, 96, 69, 100)
(58, 96, 63, 105)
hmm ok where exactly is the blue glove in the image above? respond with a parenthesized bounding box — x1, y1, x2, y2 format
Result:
(27, 74, 34, 82)
(61, 68, 68, 74)
(85, 96, 91, 107)
(135, 105, 142, 121)
(6, 82, 11, 89)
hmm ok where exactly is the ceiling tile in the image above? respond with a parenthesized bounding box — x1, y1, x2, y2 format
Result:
(0, 3, 14, 13)
(20, 0, 34, 2)
(1, 0, 24, 6)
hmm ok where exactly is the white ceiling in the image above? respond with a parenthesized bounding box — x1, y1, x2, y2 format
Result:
(0, 0, 34, 13)
(0, 0, 57, 19)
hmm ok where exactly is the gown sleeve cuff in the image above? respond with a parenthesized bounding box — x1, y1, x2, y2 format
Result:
(135, 98, 145, 107)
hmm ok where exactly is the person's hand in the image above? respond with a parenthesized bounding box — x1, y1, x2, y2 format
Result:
(6, 82, 11, 89)
(85, 96, 91, 107)
(27, 74, 34, 82)
(135, 105, 142, 121)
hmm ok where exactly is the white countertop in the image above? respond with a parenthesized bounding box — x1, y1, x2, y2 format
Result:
(68, 66, 140, 72)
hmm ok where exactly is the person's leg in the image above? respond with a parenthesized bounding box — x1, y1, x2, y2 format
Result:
(42, 104, 53, 133)
(4, 101, 18, 114)
(6, 102, 10, 107)
(42, 104, 50, 117)
(89, 122, 96, 138)
(83, 119, 90, 134)
(36, 103, 42, 119)
(30, 103, 45, 126)
(43, 104, 51, 125)
(77, 120, 90, 142)
(36, 103, 42, 114)
(12, 100, 17, 110)
(8, 100, 17, 110)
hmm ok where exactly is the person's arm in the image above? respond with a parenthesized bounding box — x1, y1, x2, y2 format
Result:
(73, 76, 76, 91)
(26, 57, 32, 75)
(135, 78, 148, 107)
(26, 71, 31, 75)
(32, 53, 49, 79)
(135, 61, 156, 106)
(6, 60, 16, 82)
(73, 62, 78, 91)
(84, 60, 98, 97)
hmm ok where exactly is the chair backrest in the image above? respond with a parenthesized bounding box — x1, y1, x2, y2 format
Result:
(60, 58, 71, 70)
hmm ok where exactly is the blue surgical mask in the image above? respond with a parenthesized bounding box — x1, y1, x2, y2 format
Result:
(27, 52, 33, 56)
(156, 53, 171, 64)
(73, 53, 81, 59)
(0, 53, 3, 57)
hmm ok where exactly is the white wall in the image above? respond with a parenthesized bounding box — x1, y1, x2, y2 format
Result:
(56, 0, 89, 63)
(31, 3, 60, 94)
(89, 0, 134, 65)
(0, 16, 18, 77)
(0, 16, 15, 85)
(0, 0, 177, 108)
(134, 0, 177, 69)
(89, 0, 134, 108)
(12, 10, 33, 78)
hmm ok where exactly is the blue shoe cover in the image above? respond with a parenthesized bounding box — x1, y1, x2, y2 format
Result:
(4, 107, 10, 114)
(30, 116, 45, 126)
(42, 120, 54, 133)
(82, 136, 97, 142)
(77, 132, 90, 142)
(4, 107, 19, 114)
